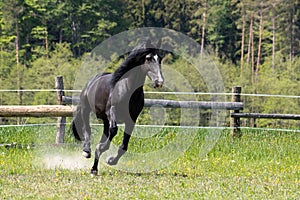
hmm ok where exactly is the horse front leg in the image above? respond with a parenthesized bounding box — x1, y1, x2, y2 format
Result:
(106, 122, 134, 166)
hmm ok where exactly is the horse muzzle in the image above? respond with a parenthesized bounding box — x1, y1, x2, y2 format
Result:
(153, 80, 163, 88)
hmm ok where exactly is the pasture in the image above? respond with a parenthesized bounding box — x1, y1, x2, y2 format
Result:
(0, 126, 299, 199)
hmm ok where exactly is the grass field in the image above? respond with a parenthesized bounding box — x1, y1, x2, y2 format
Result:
(0, 126, 299, 199)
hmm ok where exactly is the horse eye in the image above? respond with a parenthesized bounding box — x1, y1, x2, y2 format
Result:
(158, 51, 164, 58)
(146, 56, 152, 62)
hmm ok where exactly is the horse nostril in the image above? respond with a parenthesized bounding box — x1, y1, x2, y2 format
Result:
(154, 80, 163, 88)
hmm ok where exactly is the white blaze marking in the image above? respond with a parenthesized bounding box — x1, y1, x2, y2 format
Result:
(154, 54, 159, 63)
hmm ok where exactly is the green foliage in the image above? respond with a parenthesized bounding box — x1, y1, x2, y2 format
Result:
(26, 43, 78, 103)
(252, 53, 300, 127)
(0, 0, 299, 127)
(206, 0, 238, 60)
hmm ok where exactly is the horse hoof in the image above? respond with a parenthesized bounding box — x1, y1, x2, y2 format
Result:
(106, 156, 117, 166)
(82, 151, 91, 158)
(91, 169, 98, 176)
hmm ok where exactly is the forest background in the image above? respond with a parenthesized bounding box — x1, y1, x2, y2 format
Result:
(0, 0, 299, 127)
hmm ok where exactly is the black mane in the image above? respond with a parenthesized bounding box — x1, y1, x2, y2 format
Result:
(111, 42, 158, 87)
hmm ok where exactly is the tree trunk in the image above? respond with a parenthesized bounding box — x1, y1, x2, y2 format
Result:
(15, 21, 22, 124)
(142, 0, 145, 26)
(249, 15, 256, 127)
(289, 4, 295, 63)
(200, 0, 207, 55)
(251, 16, 255, 86)
(256, 11, 263, 83)
(272, 3, 276, 70)
(247, 15, 253, 64)
(45, 25, 49, 59)
(240, 15, 245, 77)
(59, 29, 63, 43)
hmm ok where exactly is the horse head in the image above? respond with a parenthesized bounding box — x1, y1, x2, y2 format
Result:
(143, 39, 164, 88)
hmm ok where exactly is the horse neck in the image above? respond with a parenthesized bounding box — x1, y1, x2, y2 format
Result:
(111, 55, 145, 87)
(126, 66, 147, 90)
(110, 66, 146, 104)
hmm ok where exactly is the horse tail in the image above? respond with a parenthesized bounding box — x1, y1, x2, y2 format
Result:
(71, 104, 84, 141)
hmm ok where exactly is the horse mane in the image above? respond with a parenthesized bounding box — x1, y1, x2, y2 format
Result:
(111, 42, 157, 87)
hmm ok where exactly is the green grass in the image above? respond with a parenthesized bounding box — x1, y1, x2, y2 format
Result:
(0, 126, 299, 199)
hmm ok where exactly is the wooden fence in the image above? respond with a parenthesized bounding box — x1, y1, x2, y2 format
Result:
(0, 76, 299, 144)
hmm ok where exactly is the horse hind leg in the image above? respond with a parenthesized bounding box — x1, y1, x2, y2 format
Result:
(91, 114, 119, 175)
(81, 104, 92, 158)
(91, 119, 110, 175)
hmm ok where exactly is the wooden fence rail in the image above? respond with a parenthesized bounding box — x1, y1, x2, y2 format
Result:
(0, 76, 299, 144)
(231, 113, 300, 120)
(62, 96, 243, 110)
(0, 105, 74, 117)
(0, 101, 245, 118)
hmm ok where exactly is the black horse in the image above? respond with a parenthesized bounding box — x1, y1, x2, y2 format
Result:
(71, 40, 164, 175)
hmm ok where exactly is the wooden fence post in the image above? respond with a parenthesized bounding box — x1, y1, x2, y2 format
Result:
(230, 86, 242, 137)
(55, 76, 66, 144)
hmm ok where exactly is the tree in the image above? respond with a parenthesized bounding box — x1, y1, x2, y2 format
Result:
(206, 0, 238, 61)
(1, 0, 25, 112)
(24, 0, 61, 58)
(23, 43, 79, 105)
(200, 0, 207, 55)
(64, 0, 121, 57)
(0, 6, 16, 91)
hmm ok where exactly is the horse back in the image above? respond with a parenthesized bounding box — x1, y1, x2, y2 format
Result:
(81, 73, 112, 118)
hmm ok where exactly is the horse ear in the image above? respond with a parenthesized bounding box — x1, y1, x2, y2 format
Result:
(156, 39, 162, 49)
(146, 39, 152, 48)
(156, 39, 165, 58)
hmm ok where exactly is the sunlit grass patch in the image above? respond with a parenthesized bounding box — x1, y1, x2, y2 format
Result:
(0, 126, 299, 199)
